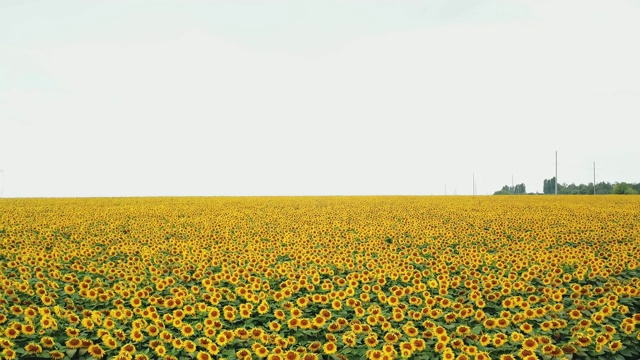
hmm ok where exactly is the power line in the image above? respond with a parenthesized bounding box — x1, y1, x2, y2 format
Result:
(473, 174, 476, 196)
(555, 151, 558, 195)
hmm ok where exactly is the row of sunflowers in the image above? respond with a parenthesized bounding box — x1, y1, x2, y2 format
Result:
(1, 196, 639, 359)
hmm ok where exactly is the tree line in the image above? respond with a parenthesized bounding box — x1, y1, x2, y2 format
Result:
(494, 177, 639, 195)
(493, 183, 527, 195)
(542, 177, 639, 195)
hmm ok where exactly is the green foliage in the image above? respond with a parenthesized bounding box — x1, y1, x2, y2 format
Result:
(543, 177, 556, 194)
(612, 182, 638, 194)
(541, 177, 639, 195)
(493, 183, 526, 195)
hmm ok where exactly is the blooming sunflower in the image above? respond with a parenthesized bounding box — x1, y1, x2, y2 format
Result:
(87, 344, 105, 358)
(24, 343, 43, 355)
(609, 340, 622, 353)
(322, 342, 337, 355)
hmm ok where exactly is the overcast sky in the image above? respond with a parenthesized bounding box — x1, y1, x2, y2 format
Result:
(1, 0, 639, 197)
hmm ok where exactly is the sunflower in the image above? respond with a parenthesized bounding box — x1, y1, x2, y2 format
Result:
(497, 318, 509, 328)
(364, 335, 379, 348)
(434, 341, 447, 353)
(235, 328, 250, 340)
(207, 343, 220, 355)
(455, 325, 470, 336)
(66, 338, 83, 349)
(519, 323, 533, 334)
(172, 338, 184, 350)
(24, 343, 43, 355)
(404, 325, 419, 338)
(540, 321, 552, 332)
(49, 351, 65, 360)
(591, 312, 604, 324)
(384, 332, 398, 343)
(269, 321, 282, 332)
(81, 317, 95, 330)
(609, 340, 622, 353)
(20, 323, 35, 335)
(103, 336, 119, 349)
(1, 349, 17, 360)
(120, 343, 136, 354)
(240, 308, 252, 319)
(146, 324, 160, 337)
(195, 337, 211, 349)
(183, 340, 196, 354)
(541, 344, 556, 356)
(302, 354, 318, 360)
(130, 329, 144, 343)
(302, 318, 316, 330)
(322, 342, 337, 355)
(479, 335, 491, 347)
(569, 309, 582, 319)
(574, 336, 591, 347)
(450, 339, 464, 349)
(399, 341, 414, 354)
(9, 306, 23, 316)
(382, 343, 396, 357)
(254, 345, 269, 358)
(215, 333, 228, 347)
(236, 348, 252, 358)
(181, 324, 195, 337)
(87, 344, 105, 358)
(4, 328, 19, 339)
(307, 315, 325, 328)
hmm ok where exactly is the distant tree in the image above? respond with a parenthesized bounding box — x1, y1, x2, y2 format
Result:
(565, 183, 580, 194)
(595, 182, 613, 194)
(493, 190, 512, 195)
(493, 183, 526, 195)
(612, 182, 638, 194)
(543, 177, 557, 194)
(542, 178, 618, 195)
(494, 185, 513, 195)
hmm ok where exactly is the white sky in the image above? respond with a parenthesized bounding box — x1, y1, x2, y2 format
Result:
(1, 0, 639, 197)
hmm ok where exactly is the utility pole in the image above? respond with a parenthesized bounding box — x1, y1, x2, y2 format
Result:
(555, 151, 558, 195)
(593, 161, 596, 195)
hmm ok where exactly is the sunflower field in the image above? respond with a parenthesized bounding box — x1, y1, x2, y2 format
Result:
(1, 196, 639, 360)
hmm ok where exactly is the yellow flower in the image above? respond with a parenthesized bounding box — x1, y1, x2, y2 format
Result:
(2, 349, 17, 360)
(154, 345, 167, 356)
(322, 342, 337, 354)
(87, 345, 105, 358)
(49, 351, 65, 360)
(40, 336, 55, 349)
(609, 340, 622, 353)
(24, 343, 43, 355)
